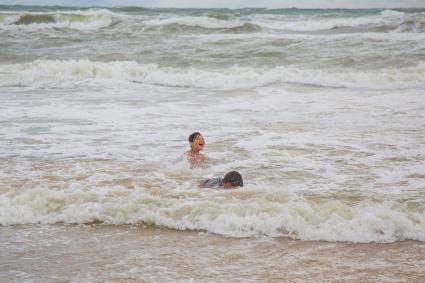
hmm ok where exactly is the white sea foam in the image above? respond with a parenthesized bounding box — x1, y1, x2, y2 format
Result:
(381, 9, 406, 18)
(1, 186, 424, 243)
(1, 59, 425, 90)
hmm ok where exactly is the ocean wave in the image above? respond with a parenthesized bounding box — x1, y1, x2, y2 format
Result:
(111, 6, 149, 13)
(1, 59, 425, 90)
(256, 15, 387, 31)
(192, 31, 425, 43)
(1, 187, 424, 243)
(0, 8, 422, 33)
(394, 16, 425, 32)
(138, 9, 416, 33)
(254, 10, 420, 32)
(0, 9, 115, 31)
(142, 14, 364, 32)
(144, 20, 261, 33)
(381, 9, 406, 18)
(142, 15, 257, 30)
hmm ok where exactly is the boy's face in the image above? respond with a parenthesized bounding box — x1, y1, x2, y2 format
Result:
(223, 182, 237, 189)
(223, 182, 232, 189)
(191, 135, 205, 151)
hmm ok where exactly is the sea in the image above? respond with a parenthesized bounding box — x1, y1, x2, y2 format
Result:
(1, 5, 425, 282)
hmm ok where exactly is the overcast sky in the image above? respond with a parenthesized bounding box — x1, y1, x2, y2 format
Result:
(0, 0, 424, 8)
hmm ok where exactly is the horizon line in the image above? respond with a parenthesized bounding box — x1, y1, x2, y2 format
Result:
(0, 4, 424, 10)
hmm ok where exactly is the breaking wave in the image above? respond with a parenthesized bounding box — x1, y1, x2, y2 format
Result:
(1, 59, 425, 90)
(143, 16, 246, 29)
(1, 186, 424, 243)
(0, 8, 423, 33)
(139, 9, 424, 33)
(0, 9, 115, 30)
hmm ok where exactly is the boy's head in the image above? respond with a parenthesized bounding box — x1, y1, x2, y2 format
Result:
(223, 171, 243, 189)
(188, 132, 205, 151)
(188, 132, 202, 143)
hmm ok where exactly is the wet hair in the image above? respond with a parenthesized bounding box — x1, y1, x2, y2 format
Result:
(223, 171, 243, 187)
(188, 132, 202, 143)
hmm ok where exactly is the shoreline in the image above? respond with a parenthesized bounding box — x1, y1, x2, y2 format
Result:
(2, 224, 424, 282)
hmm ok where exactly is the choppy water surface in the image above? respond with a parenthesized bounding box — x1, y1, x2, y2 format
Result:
(1, 5, 425, 281)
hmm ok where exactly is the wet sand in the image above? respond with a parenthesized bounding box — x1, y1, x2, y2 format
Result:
(1, 225, 424, 282)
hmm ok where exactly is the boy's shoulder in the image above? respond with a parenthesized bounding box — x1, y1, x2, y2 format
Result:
(200, 178, 223, 188)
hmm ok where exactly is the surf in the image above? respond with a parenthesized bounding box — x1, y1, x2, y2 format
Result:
(1, 59, 425, 90)
(0, 9, 115, 30)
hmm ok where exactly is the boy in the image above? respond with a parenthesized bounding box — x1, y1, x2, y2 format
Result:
(200, 171, 244, 189)
(185, 132, 206, 168)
